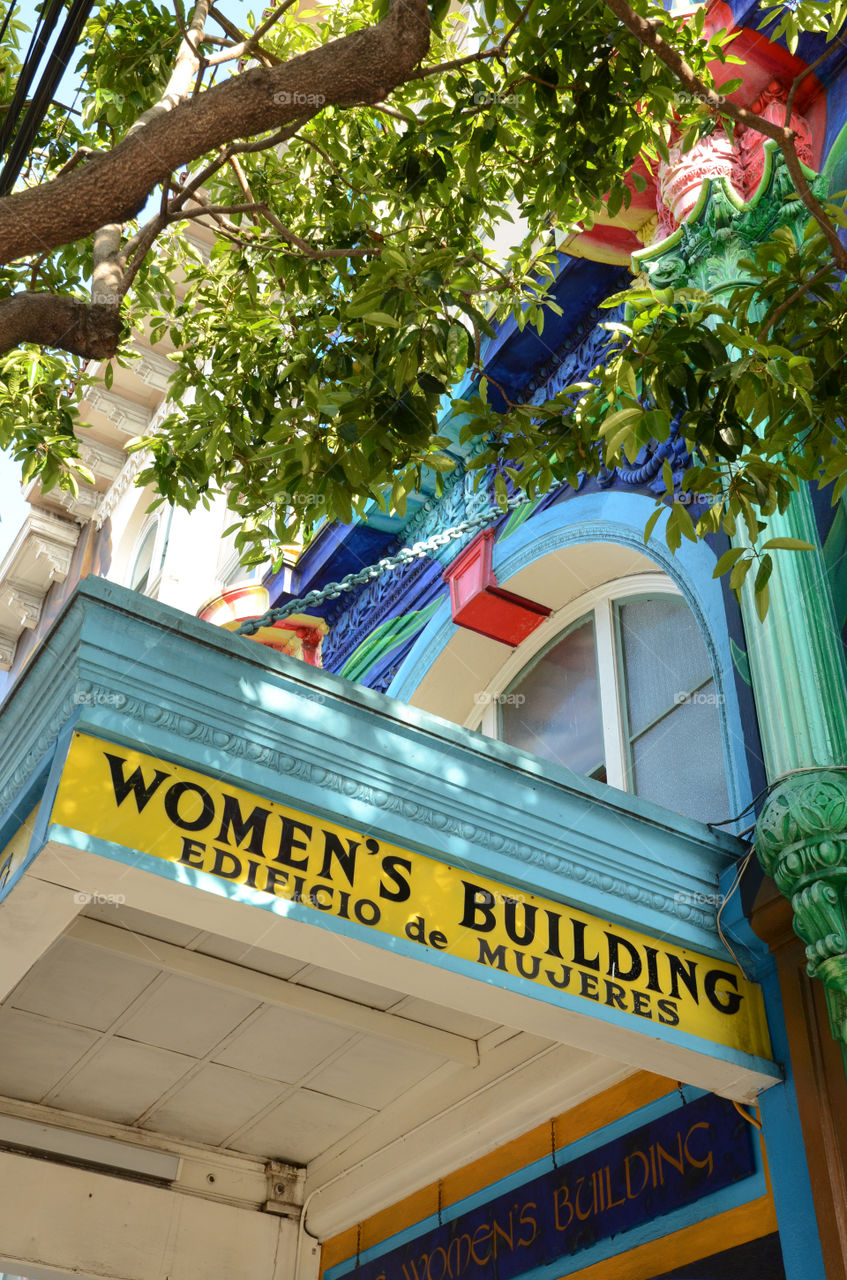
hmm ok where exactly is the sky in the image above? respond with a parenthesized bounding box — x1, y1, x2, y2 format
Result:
(1, 0, 259, 561)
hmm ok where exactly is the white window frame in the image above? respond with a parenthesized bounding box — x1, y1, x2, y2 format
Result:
(469, 573, 686, 793)
(127, 511, 171, 597)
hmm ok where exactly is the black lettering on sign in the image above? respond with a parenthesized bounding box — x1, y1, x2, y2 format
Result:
(215, 794, 270, 857)
(164, 780, 215, 832)
(318, 830, 358, 885)
(704, 969, 743, 1014)
(105, 753, 170, 812)
(274, 817, 312, 869)
(379, 854, 412, 902)
(460, 882, 496, 931)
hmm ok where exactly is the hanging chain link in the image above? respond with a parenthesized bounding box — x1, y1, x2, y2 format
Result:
(235, 492, 529, 636)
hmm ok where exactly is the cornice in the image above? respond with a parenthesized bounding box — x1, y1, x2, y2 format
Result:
(0, 512, 81, 671)
(0, 580, 744, 956)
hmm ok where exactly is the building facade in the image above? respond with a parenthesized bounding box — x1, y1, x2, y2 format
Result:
(1, 2, 846, 1278)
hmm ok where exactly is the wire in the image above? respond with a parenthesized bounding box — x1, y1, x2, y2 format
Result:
(715, 844, 755, 977)
(0, 0, 19, 50)
(707, 764, 847, 837)
(50, 0, 121, 150)
(0, 0, 97, 195)
(732, 1100, 763, 1132)
(0, 0, 67, 164)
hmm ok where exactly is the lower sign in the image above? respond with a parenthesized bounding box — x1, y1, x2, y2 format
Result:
(334, 1095, 756, 1280)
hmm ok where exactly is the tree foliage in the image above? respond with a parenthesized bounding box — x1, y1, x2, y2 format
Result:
(0, 0, 845, 591)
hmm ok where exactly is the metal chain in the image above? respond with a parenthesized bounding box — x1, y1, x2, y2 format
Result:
(235, 491, 529, 635)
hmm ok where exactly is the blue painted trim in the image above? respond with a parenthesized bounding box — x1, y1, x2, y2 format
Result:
(388, 492, 753, 830)
(44, 821, 780, 1083)
(0, 718, 78, 903)
(326, 1084, 768, 1280)
(717, 865, 827, 1280)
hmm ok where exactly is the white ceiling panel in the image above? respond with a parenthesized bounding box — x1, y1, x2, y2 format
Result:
(83, 903, 202, 947)
(397, 998, 500, 1039)
(142, 1062, 284, 1146)
(306, 1038, 448, 1110)
(235, 1088, 375, 1163)
(116, 974, 260, 1058)
(212, 1006, 355, 1081)
(293, 967, 403, 1011)
(190, 935, 306, 981)
(0, 1008, 98, 1101)
(47, 1038, 195, 1125)
(8, 938, 155, 1032)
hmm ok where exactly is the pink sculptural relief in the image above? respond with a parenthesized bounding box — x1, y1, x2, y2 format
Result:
(653, 79, 814, 240)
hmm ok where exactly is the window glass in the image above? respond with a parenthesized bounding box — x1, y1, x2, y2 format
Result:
(617, 595, 728, 822)
(499, 617, 605, 779)
(629, 678, 729, 824)
(130, 521, 159, 593)
(491, 587, 731, 825)
(617, 595, 712, 737)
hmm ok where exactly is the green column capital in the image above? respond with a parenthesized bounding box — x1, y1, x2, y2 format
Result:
(756, 769, 847, 1047)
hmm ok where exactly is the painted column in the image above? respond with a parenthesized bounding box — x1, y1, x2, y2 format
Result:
(635, 146, 847, 1062)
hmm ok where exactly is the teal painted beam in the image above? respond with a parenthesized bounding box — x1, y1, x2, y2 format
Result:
(0, 577, 744, 962)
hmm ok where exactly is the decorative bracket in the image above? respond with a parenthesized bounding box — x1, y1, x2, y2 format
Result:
(263, 1160, 306, 1218)
(443, 529, 552, 647)
(755, 769, 847, 1050)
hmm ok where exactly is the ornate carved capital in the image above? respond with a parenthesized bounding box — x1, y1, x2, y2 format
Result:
(636, 145, 828, 293)
(756, 769, 847, 1045)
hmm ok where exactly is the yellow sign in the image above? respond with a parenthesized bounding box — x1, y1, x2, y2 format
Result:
(0, 806, 40, 899)
(50, 733, 772, 1059)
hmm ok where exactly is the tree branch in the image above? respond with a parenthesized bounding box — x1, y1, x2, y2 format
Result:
(600, 0, 847, 272)
(410, 0, 536, 82)
(0, 293, 122, 359)
(757, 263, 834, 341)
(258, 204, 376, 258)
(0, 0, 430, 266)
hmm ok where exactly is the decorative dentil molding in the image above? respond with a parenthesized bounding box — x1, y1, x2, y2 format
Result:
(0, 631, 19, 668)
(85, 389, 153, 435)
(78, 440, 127, 485)
(131, 345, 174, 392)
(756, 769, 847, 1049)
(0, 512, 80, 671)
(33, 533, 75, 583)
(5, 583, 42, 630)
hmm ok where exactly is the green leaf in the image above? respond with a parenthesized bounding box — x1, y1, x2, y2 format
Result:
(360, 311, 401, 328)
(712, 547, 746, 578)
(643, 504, 664, 544)
(760, 538, 816, 551)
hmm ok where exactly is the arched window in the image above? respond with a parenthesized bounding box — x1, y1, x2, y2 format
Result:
(478, 577, 730, 826)
(128, 515, 168, 596)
